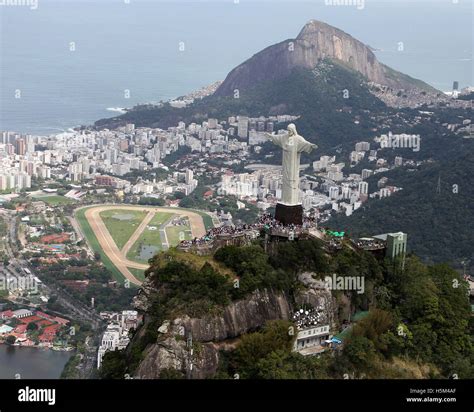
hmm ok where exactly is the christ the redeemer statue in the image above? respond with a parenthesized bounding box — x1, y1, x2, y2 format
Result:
(265, 123, 317, 225)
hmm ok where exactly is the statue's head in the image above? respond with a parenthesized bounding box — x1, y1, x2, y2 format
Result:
(287, 123, 297, 136)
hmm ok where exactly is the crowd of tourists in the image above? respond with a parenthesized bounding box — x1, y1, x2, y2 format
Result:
(178, 213, 318, 248)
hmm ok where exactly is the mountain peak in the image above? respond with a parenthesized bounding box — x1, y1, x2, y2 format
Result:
(297, 19, 335, 39)
(214, 20, 436, 97)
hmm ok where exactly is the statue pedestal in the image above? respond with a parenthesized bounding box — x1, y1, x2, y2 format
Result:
(274, 203, 303, 226)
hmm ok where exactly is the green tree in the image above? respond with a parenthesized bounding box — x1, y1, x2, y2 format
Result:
(231, 320, 294, 378)
(99, 350, 127, 379)
(340, 335, 378, 374)
(5, 335, 16, 345)
(26, 322, 38, 332)
(351, 309, 394, 354)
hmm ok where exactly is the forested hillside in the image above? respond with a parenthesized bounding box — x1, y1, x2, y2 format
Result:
(328, 151, 474, 268)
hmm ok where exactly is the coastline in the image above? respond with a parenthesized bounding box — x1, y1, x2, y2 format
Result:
(3, 81, 223, 137)
(0, 342, 74, 351)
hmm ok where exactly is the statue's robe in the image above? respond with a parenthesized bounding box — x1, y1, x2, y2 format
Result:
(267, 133, 316, 205)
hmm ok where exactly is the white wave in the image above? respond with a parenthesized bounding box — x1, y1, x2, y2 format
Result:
(106, 107, 127, 113)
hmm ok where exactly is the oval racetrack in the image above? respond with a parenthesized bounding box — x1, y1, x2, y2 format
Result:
(83, 205, 207, 285)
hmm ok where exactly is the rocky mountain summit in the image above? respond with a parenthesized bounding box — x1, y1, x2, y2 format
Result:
(215, 20, 436, 98)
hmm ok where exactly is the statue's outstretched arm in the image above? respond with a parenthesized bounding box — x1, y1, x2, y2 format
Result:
(265, 132, 285, 147)
(298, 139, 318, 154)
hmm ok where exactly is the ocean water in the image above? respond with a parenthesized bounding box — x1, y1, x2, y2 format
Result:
(0, 0, 472, 134)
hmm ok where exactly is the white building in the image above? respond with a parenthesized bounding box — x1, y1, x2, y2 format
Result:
(329, 186, 339, 199)
(355, 141, 370, 152)
(237, 116, 249, 139)
(294, 324, 331, 355)
(12, 309, 34, 319)
(97, 326, 121, 369)
(379, 187, 390, 198)
(358, 181, 369, 195)
(361, 169, 373, 180)
(97, 310, 139, 369)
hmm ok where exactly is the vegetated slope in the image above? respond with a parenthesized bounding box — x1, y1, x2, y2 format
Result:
(327, 150, 474, 267)
(99, 239, 473, 379)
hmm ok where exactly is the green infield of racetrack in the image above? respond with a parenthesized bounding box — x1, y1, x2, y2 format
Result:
(126, 212, 173, 263)
(75, 207, 126, 284)
(99, 209, 148, 250)
(165, 224, 193, 245)
(127, 267, 146, 283)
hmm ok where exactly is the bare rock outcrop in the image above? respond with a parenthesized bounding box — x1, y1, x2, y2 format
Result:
(135, 337, 220, 379)
(134, 288, 291, 379)
(294, 272, 338, 327)
(215, 20, 435, 97)
(172, 288, 291, 342)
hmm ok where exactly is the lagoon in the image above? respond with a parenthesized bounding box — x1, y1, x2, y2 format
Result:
(0, 345, 72, 379)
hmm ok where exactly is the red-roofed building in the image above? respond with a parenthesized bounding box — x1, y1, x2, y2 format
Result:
(66, 266, 89, 275)
(38, 334, 54, 347)
(39, 323, 61, 346)
(57, 254, 80, 260)
(42, 324, 61, 336)
(53, 316, 69, 326)
(38, 258, 59, 264)
(36, 320, 54, 327)
(40, 233, 71, 244)
(14, 324, 28, 334)
(19, 316, 42, 324)
(11, 332, 27, 340)
(36, 311, 55, 321)
(60, 279, 89, 292)
(0, 310, 14, 320)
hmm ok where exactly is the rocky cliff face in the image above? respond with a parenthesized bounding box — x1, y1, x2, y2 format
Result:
(134, 288, 291, 378)
(215, 20, 434, 97)
(133, 275, 337, 379)
(295, 272, 338, 327)
(172, 288, 291, 342)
